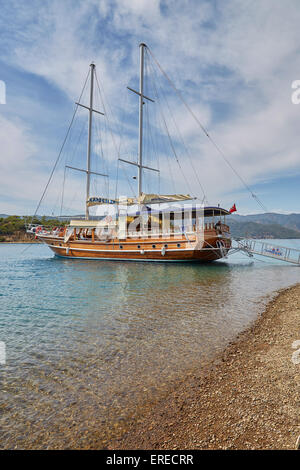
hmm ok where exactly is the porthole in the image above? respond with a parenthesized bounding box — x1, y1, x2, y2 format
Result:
(120, 245, 123, 249)
(164, 244, 168, 248)
(177, 243, 181, 248)
(152, 244, 156, 249)
(137, 245, 141, 249)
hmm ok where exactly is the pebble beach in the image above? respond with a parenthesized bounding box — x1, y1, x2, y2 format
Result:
(110, 283, 300, 450)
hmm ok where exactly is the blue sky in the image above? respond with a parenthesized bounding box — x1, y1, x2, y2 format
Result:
(1, 0, 300, 216)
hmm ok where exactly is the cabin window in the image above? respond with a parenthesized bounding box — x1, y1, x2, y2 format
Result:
(152, 244, 156, 249)
(177, 243, 181, 248)
(120, 245, 123, 249)
(137, 245, 141, 249)
(164, 244, 168, 248)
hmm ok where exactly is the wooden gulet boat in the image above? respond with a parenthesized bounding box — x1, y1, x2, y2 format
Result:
(38, 43, 232, 262)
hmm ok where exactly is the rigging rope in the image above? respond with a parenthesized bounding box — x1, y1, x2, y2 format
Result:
(146, 50, 207, 204)
(95, 71, 137, 198)
(147, 47, 268, 212)
(59, 116, 88, 215)
(60, 166, 67, 217)
(31, 69, 91, 221)
(95, 71, 121, 158)
(146, 56, 193, 197)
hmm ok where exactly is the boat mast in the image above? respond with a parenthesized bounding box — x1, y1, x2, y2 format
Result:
(86, 63, 95, 220)
(138, 43, 146, 197)
(120, 44, 157, 200)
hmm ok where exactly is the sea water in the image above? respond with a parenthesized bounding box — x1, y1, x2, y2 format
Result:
(0, 241, 299, 448)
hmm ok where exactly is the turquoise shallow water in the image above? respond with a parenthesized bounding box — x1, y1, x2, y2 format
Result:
(0, 241, 299, 448)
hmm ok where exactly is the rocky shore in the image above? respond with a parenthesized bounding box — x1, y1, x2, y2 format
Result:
(0, 233, 38, 243)
(110, 283, 300, 450)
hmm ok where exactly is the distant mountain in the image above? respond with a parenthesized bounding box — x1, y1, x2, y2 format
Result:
(231, 213, 300, 232)
(229, 220, 300, 239)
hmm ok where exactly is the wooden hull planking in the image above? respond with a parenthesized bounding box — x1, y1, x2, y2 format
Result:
(38, 232, 231, 262)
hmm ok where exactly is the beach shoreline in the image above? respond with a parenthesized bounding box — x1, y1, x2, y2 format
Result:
(109, 283, 300, 450)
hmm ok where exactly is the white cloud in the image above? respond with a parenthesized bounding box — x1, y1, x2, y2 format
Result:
(1, 0, 300, 213)
(0, 115, 36, 170)
(0, 114, 48, 213)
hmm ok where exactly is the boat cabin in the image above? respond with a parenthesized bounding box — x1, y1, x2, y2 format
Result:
(62, 206, 231, 242)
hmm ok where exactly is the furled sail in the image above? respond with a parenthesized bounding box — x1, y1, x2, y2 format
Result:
(87, 196, 136, 207)
(87, 193, 194, 207)
(138, 193, 194, 204)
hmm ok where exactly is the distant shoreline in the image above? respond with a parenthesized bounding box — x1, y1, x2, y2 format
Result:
(0, 241, 39, 244)
(0, 236, 39, 244)
(109, 283, 300, 450)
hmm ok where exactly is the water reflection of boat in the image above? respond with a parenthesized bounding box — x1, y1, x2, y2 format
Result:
(37, 44, 232, 262)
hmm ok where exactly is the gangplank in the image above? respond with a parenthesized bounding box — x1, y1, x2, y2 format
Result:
(230, 239, 300, 265)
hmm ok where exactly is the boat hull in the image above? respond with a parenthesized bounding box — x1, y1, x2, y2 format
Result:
(38, 235, 231, 263)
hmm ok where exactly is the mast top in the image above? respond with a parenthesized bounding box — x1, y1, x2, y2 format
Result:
(139, 42, 147, 48)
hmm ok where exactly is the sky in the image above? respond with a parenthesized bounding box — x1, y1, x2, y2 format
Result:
(1, 0, 300, 216)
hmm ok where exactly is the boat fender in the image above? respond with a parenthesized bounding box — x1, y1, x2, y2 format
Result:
(161, 246, 166, 256)
(140, 250, 145, 255)
(66, 247, 69, 255)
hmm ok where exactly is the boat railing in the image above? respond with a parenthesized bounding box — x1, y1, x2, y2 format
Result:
(238, 239, 300, 265)
(126, 229, 199, 239)
(60, 225, 231, 242)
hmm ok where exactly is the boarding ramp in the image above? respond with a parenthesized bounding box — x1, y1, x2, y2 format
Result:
(233, 239, 300, 265)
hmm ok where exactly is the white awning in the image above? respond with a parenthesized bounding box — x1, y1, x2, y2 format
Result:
(138, 193, 195, 204)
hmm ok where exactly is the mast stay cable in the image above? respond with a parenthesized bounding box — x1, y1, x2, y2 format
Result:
(94, 71, 136, 198)
(147, 50, 206, 202)
(147, 47, 268, 213)
(31, 69, 91, 221)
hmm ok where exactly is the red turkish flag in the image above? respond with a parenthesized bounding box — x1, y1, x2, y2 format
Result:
(229, 204, 237, 213)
